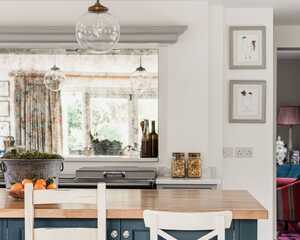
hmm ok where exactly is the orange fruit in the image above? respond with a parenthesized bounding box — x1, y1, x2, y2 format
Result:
(35, 179, 46, 187)
(47, 183, 57, 190)
(34, 183, 46, 190)
(10, 183, 23, 192)
(22, 179, 33, 186)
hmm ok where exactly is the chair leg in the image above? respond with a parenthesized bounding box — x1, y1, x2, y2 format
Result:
(284, 221, 288, 232)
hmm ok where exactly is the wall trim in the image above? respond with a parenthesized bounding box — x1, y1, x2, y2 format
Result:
(0, 25, 188, 48)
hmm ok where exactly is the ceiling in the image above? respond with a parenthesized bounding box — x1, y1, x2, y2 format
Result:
(221, 0, 300, 25)
(0, 0, 298, 25)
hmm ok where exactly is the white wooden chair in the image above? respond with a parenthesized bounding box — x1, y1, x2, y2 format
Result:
(24, 183, 106, 240)
(144, 210, 232, 240)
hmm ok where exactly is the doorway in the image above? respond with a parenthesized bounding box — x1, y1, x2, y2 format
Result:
(276, 48, 300, 239)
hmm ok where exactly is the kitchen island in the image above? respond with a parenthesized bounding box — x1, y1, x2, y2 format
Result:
(0, 189, 267, 240)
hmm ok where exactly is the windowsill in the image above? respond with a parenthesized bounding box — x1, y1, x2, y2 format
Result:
(64, 155, 159, 163)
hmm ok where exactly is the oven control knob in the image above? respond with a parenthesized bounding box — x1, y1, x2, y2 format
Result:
(122, 230, 130, 239)
(110, 230, 118, 239)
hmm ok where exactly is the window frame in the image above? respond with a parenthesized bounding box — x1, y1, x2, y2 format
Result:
(61, 87, 158, 161)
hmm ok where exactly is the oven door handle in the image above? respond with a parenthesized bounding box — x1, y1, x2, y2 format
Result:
(103, 171, 126, 178)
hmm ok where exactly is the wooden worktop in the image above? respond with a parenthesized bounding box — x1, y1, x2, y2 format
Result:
(0, 189, 268, 220)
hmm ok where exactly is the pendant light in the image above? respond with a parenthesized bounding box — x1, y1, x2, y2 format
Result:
(76, 0, 120, 53)
(130, 56, 151, 96)
(44, 56, 65, 92)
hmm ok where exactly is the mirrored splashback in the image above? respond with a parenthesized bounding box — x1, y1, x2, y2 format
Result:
(0, 49, 159, 161)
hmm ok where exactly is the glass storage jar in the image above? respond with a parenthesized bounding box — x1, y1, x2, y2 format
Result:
(171, 152, 186, 178)
(187, 153, 201, 178)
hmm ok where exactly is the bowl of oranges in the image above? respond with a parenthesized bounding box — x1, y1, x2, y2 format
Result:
(1, 149, 63, 190)
(8, 177, 57, 199)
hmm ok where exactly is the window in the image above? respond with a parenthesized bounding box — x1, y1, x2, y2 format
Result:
(138, 98, 158, 125)
(61, 92, 84, 155)
(62, 91, 158, 158)
(60, 51, 159, 159)
(91, 97, 129, 148)
(0, 49, 158, 161)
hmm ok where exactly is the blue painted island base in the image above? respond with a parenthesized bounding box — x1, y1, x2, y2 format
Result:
(0, 219, 257, 240)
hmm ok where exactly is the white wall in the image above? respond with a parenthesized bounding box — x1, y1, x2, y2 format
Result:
(223, 8, 274, 240)
(208, 4, 225, 179)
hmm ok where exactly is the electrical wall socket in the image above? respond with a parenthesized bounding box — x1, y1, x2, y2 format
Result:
(223, 147, 234, 158)
(235, 147, 253, 158)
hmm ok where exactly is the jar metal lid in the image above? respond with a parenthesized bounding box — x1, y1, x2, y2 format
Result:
(172, 152, 185, 158)
(188, 152, 201, 158)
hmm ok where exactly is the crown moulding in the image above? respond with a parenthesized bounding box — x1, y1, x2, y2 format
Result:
(0, 25, 188, 48)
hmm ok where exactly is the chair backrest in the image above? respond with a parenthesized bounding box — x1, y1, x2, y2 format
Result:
(144, 210, 232, 240)
(24, 183, 106, 240)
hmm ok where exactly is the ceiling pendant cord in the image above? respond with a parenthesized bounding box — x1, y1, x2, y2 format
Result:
(54, 53, 57, 69)
(140, 56, 142, 68)
(137, 56, 146, 72)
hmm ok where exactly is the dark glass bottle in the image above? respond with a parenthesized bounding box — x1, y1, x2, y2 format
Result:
(150, 121, 158, 158)
(141, 120, 150, 158)
(145, 119, 152, 158)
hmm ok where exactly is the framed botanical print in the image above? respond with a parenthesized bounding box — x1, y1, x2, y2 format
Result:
(229, 26, 266, 69)
(229, 80, 266, 123)
(0, 101, 9, 117)
(0, 81, 9, 97)
(0, 121, 10, 136)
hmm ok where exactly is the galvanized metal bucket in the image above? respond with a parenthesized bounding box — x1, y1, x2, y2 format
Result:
(0, 159, 64, 188)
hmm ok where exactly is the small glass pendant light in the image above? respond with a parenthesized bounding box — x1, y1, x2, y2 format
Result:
(44, 56, 65, 92)
(130, 56, 151, 96)
(76, 0, 120, 53)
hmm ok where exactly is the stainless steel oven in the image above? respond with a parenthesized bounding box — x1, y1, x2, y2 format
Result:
(0, 167, 157, 189)
(60, 167, 157, 189)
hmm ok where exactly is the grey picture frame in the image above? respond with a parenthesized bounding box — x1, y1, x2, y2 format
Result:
(0, 121, 10, 137)
(0, 100, 10, 117)
(229, 80, 267, 123)
(0, 81, 10, 97)
(229, 26, 266, 69)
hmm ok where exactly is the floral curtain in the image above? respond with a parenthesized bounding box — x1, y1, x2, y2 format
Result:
(13, 71, 62, 154)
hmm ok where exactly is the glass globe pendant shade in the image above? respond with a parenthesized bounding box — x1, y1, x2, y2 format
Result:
(76, 0, 120, 53)
(130, 64, 151, 96)
(44, 65, 65, 92)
